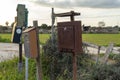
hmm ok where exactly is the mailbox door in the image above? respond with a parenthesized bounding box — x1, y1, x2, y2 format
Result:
(29, 30, 38, 58)
(58, 22, 75, 51)
(57, 21, 83, 53)
(23, 27, 38, 58)
(58, 26, 74, 49)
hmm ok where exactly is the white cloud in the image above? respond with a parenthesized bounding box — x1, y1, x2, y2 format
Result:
(30, 0, 120, 8)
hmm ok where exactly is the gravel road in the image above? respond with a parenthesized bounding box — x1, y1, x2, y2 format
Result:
(0, 43, 20, 62)
(0, 43, 119, 62)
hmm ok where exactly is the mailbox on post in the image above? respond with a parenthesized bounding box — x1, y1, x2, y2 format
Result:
(57, 21, 82, 54)
(54, 10, 82, 80)
(23, 27, 38, 58)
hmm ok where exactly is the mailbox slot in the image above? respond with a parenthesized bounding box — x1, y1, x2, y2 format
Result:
(57, 21, 82, 53)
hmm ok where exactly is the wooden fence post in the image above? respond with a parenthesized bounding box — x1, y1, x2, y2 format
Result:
(33, 20, 42, 80)
(104, 43, 113, 64)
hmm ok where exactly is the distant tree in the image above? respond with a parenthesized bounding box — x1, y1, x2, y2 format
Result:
(47, 25, 51, 30)
(98, 21, 105, 27)
(11, 22, 14, 28)
(5, 21, 9, 26)
(114, 25, 119, 28)
(114, 25, 120, 31)
(41, 24, 48, 29)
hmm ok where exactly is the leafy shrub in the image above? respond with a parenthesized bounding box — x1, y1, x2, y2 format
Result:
(42, 33, 120, 80)
(42, 34, 94, 80)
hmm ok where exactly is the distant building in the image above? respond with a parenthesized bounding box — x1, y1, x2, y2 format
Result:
(89, 27, 119, 33)
(82, 25, 119, 34)
(0, 26, 12, 33)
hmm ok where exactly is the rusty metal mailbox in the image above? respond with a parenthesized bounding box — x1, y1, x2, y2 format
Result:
(57, 21, 82, 53)
(23, 27, 38, 58)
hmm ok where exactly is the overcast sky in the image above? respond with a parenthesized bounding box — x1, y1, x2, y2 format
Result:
(0, 0, 120, 26)
(31, 0, 120, 8)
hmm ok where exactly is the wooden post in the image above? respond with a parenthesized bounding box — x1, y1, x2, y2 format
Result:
(73, 53, 77, 80)
(96, 46, 101, 64)
(71, 15, 77, 80)
(104, 43, 113, 64)
(33, 21, 42, 80)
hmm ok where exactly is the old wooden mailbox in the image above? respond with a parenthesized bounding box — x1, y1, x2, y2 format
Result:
(57, 21, 82, 53)
(23, 27, 38, 58)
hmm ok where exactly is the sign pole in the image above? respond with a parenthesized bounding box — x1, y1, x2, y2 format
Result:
(71, 15, 77, 80)
(17, 4, 28, 72)
(51, 8, 55, 44)
(50, 8, 55, 80)
(18, 42, 22, 72)
(25, 57, 29, 80)
(73, 53, 77, 80)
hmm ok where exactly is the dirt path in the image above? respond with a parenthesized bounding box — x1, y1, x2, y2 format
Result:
(0, 43, 119, 62)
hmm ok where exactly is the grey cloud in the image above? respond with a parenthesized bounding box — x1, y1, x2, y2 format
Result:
(75, 0, 120, 8)
(30, 0, 120, 8)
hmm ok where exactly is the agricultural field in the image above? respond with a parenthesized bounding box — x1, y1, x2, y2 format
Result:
(0, 33, 120, 46)
(0, 33, 120, 80)
(82, 34, 120, 46)
(0, 33, 50, 44)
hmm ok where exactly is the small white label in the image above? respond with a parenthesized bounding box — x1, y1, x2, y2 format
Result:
(64, 27, 67, 31)
(16, 29, 22, 34)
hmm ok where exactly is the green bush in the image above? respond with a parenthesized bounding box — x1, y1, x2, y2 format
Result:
(42, 34, 94, 80)
(42, 33, 120, 80)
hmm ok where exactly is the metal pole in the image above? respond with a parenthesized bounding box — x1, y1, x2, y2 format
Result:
(51, 8, 55, 44)
(18, 42, 22, 72)
(50, 8, 55, 80)
(25, 57, 29, 80)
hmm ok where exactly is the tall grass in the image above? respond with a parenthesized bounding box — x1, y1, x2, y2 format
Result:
(0, 58, 37, 80)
